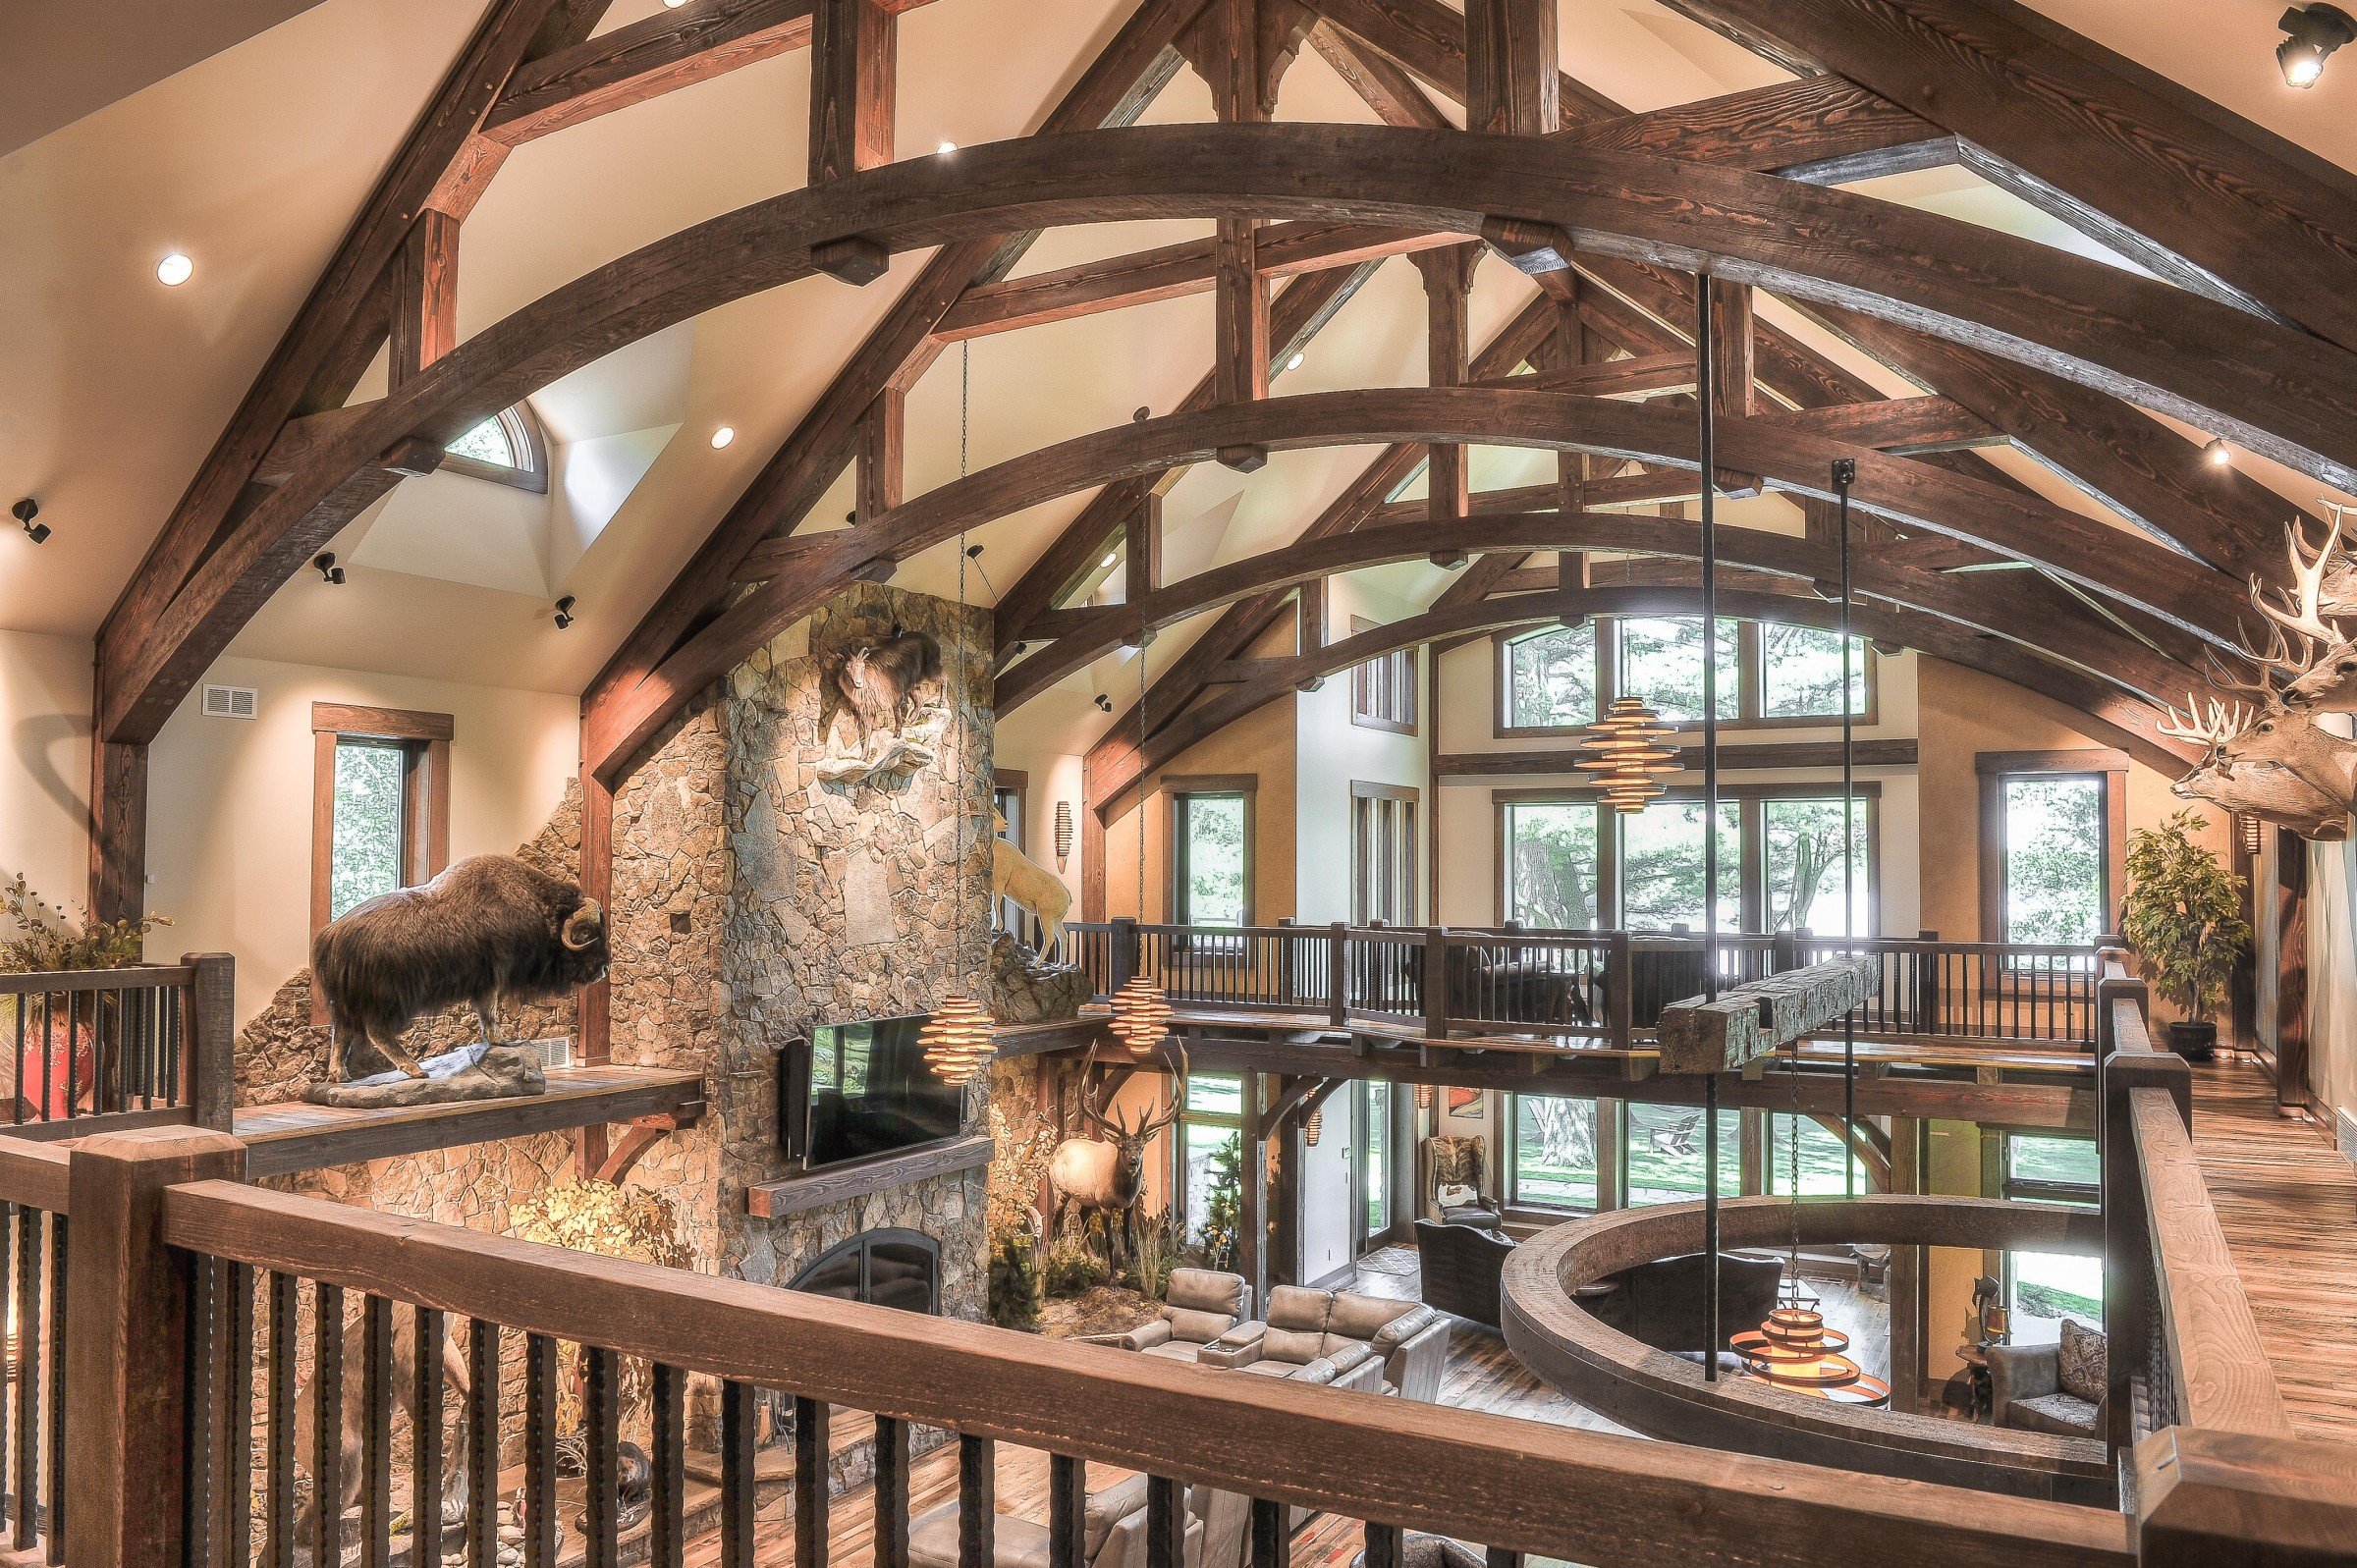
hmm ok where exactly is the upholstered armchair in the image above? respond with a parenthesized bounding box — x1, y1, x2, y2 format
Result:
(1413, 1217, 1513, 1330)
(1989, 1321, 2107, 1438)
(1086, 1269, 1250, 1363)
(1420, 1135, 1499, 1227)
(908, 1472, 1205, 1568)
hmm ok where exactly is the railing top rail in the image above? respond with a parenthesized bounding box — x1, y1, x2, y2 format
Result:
(0, 964, 196, 995)
(1133, 924, 1313, 939)
(1343, 925, 1428, 942)
(160, 1178, 2131, 1568)
(0, 1139, 72, 1213)
(1445, 930, 1614, 948)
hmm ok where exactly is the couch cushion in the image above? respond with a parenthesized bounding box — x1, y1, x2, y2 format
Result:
(1366, 1304, 1441, 1359)
(1166, 1307, 1236, 1346)
(912, 1502, 1051, 1568)
(1324, 1292, 1415, 1344)
(1240, 1358, 1304, 1378)
(2057, 1318, 2108, 1406)
(1264, 1286, 1333, 1333)
(1141, 1340, 1200, 1363)
(1166, 1269, 1249, 1320)
(1086, 1476, 1150, 1555)
(1262, 1325, 1329, 1365)
(2010, 1391, 2100, 1437)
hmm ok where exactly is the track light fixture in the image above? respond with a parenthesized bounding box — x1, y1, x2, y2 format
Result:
(12, 499, 48, 545)
(2204, 436, 2233, 468)
(2280, 5, 2355, 86)
(1133, 406, 1151, 422)
(1094, 693, 1113, 712)
(313, 552, 345, 585)
(554, 595, 576, 629)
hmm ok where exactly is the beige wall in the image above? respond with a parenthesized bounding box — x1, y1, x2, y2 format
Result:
(1294, 576, 1428, 924)
(0, 630, 93, 918)
(1104, 695, 1297, 925)
(1914, 656, 2231, 959)
(147, 654, 579, 1026)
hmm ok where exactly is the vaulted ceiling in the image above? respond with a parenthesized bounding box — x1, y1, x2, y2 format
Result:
(9, 0, 2357, 918)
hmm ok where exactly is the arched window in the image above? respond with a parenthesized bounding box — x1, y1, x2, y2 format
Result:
(441, 406, 547, 493)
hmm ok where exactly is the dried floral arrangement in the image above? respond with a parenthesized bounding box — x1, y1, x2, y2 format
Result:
(509, 1179, 695, 1433)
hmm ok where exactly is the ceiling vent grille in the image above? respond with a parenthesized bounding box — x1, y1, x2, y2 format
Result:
(201, 684, 258, 721)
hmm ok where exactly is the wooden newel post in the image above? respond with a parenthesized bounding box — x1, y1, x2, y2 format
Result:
(1422, 928, 1452, 1041)
(1276, 918, 1297, 1007)
(1327, 923, 1349, 1028)
(181, 951, 236, 1131)
(1108, 917, 1137, 993)
(2098, 1044, 2188, 1451)
(2134, 1428, 2357, 1564)
(1769, 930, 1799, 974)
(1606, 931, 1633, 1049)
(66, 1126, 247, 1568)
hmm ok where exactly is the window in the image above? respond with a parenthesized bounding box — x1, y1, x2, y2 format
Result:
(1361, 1080, 1393, 1240)
(1502, 800, 1602, 928)
(310, 703, 451, 938)
(1350, 620, 1416, 733)
(2004, 1133, 2100, 1198)
(1617, 616, 1739, 724)
(442, 406, 548, 493)
(1623, 1102, 1740, 1207)
(1617, 799, 1742, 935)
(992, 771, 1028, 943)
(1979, 752, 2125, 952)
(1766, 1113, 1869, 1196)
(1759, 624, 1870, 720)
(1509, 1093, 1600, 1211)
(1168, 781, 1252, 926)
(1501, 622, 1596, 732)
(1763, 796, 1871, 936)
(1178, 1073, 1243, 1249)
(1999, 1131, 2102, 1342)
(1351, 783, 1419, 924)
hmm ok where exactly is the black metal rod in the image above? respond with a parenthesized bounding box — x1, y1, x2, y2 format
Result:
(1697, 272, 1723, 1381)
(794, 1395, 830, 1568)
(362, 1295, 394, 1568)
(413, 1307, 445, 1568)
(652, 1365, 687, 1568)
(1836, 457, 1859, 1197)
(312, 1281, 345, 1568)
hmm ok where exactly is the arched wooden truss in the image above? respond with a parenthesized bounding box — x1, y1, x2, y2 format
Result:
(88, 0, 2357, 939)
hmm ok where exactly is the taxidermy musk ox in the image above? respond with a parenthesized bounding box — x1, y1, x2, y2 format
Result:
(311, 854, 608, 1081)
(824, 623, 943, 747)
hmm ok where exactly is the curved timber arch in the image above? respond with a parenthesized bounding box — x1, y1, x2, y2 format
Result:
(989, 509, 2200, 715)
(1088, 583, 2201, 819)
(114, 121, 2357, 755)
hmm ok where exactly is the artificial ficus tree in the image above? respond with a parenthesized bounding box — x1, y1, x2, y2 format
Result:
(2120, 810, 2250, 1026)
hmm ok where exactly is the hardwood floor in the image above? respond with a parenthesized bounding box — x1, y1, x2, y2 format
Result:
(2186, 1055, 2357, 1444)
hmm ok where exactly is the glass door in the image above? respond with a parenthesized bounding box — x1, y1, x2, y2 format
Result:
(1357, 1080, 1394, 1252)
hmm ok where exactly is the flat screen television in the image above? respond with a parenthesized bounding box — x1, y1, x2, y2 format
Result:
(795, 1013, 963, 1169)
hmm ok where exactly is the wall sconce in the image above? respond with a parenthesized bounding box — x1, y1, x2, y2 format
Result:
(1415, 1084, 1434, 1111)
(12, 499, 48, 544)
(554, 595, 576, 629)
(1055, 801, 1073, 869)
(313, 552, 345, 584)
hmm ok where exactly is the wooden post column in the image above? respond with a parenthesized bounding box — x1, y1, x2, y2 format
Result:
(88, 737, 149, 931)
(1238, 1072, 1269, 1308)
(1125, 494, 1162, 619)
(809, 0, 896, 186)
(66, 1126, 248, 1568)
(389, 210, 461, 388)
(1413, 245, 1478, 528)
(858, 386, 905, 521)
(1465, 0, 1559, 136)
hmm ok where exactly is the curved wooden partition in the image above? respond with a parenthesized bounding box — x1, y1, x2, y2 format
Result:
(1500, 1195, 2114, 1501)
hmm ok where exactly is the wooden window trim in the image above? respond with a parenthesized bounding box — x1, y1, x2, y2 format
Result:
(1977, 751, 2126, 946)
(1493, 620, 1606, 739)
(310, 702, 453, 1023)
(1349, 617, 1418, 734)
(1350, 781, 1421, 924)
(440, 405, 550, 494)
(1162, 775, 1257, 926)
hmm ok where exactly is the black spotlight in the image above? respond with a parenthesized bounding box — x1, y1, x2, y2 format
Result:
(1132, 406, 1151, 422)
(964, 543, 984, 559)
(1094, 693, 1113, 712)
(313, 552, 346, 585)
(12, 499, 49, 545)
(2280, 5, 2355, 85)
(554, 595, 576, 629)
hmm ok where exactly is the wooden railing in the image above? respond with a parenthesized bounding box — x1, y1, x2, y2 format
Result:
(0, 1140, 73, 1565)
(1052, 922, 2105, 1051)
(0, 952, 235, 1134)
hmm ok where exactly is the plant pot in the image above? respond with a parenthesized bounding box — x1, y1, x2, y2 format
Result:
(2167, 1020, 2218, 1062)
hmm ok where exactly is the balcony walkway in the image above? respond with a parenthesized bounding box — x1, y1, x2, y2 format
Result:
(2190, 1055, 2357, 1444)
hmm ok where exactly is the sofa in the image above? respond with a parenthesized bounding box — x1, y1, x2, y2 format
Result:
(1583, 1251, 1782, 1365)
(1199, 1285, 1451, 1400)
(1443, 944, 1590, 1028)
(1413, 1217, 1513, 1330)
(1087, 1269, 1251, 1364)
(1989, 1320, 2107, 1438)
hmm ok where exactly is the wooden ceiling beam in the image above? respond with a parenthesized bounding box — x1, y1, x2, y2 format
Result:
(1412, 243, 1480, 523)
(388, 212, 461, 391)
(809, 0, 898, 184)
(1672, 0, 2357, 347)
(1761, 396, 2000, 456)
(1464, 0, 1559, 137)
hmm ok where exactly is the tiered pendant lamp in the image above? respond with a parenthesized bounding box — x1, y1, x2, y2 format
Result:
(1575, 695, 1678, 813)
(1108, 975, 1174, 1054)
(1730, 1299, 1872, 1397)
(923, 343, 992, 1085)
(920, 993, 996, 1083)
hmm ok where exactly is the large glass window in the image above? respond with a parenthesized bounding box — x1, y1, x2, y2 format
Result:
(1503, 800, 1602, 928)
(1618, 800, 1741, 934)
(1759, 625, 1869, 719)
(1362, 1081, 1392, 1239)
(329, 740, 408, 919)
(2005, 1134, 2099, 1193)
(1617, 617, 1739, 724)
(1178, 1073, 1243, 1249)
(311, 703, 449, 941)
(2007, 1250, 2104, 1345)
(1766, 1113, 1869, 1196)
(1510, 1094, 1600, 1210)
(1623, 1103, 1740, 1207)
(1173, 792, 1249, 925)
(2001, 777, 2106, 946)
(1503, 622, 1597, 730)
(1764, 796, 1871, 936)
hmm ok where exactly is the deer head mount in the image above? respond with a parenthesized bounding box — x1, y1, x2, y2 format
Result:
(2160, 692, 2352, 841)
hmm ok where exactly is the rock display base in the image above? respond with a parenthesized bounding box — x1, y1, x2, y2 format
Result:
(303, 1043, 548, 1108)
(988, 930, 1089, 1023)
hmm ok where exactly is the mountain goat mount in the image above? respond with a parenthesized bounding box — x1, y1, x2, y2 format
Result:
(815, 623, 948, 785)
(1049, 1041, 1188, 1269)
(2164, 505, 2357, 842)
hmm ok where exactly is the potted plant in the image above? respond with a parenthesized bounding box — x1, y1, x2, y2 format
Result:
(2119, 811, 2249, 1061)
(0, 876, 171, 1117)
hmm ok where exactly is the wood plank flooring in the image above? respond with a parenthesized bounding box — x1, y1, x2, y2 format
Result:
(2186, 1055, 2357, 1444)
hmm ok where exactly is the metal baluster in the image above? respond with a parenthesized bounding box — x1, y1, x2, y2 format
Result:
(719, 1382, 754, 1568)
(523, 1334, 558, 1568)
(650, 1366, 685, 1568)
(1145, 1478, 1181, 1568)
(8, 1002, 20, 1124)
(361, 1296, 393, 1568)
(1047, 1455, 1083, 1568)
(958, 1434, 995, 1568)
(1249, 1499, 1284, 1568)
(1363, 1524, 1401, 1568)
(874, 1414, 910, 1568)
(466, 1321, 497, 1568)
(265, 1271, 298, 1568)
(226, 1263, 254, 1568)
(584, 1346, 620, 1568)
(312, 1282, 345, 1568)
(186, 1252, 219, 1568)
(412, 1308, 445, 1568)
(39, 1215, 62, 1563)
(165, 981, 184, 1106)
(39, 993, 53, 1123)
(793, 1397, 829, 1568)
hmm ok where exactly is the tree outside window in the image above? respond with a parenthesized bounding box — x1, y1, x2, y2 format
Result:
(1511, 1094, 1599, 1210)
(1759, 625, 1869, 719)
(329, 740, 408, 919)
(1617, 617, 1738, 724)
(1505, 801, 1601, 928)
(1618, 800, 1741, 933)
(1505, 623, 1597, 730)
(1764, 796, 1871, 935)
(1174, 793, 1248, 925)
(2002, 777, 2106, 945)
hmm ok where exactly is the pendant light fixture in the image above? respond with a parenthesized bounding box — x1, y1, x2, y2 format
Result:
(1303, 1106, 1324, 1147)
(1576, 696, 1678, 813)
(924, 343, 996, 1085)
(1108, 521, 1173, 1059)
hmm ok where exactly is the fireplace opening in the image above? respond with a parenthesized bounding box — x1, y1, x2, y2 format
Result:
(789, 1227, 941, 1314)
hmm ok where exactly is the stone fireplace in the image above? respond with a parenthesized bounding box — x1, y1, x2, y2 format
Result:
(790, 1227, 942, 1314)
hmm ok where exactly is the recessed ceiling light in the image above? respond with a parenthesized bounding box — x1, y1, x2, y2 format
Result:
(1101, 554, 1118, 569)
(664, 0, 688, 8)
(937, 140, 958, 154)
(156, 253, 193, 287)
(1287, 351, 1304, 371)
(710, 425, 736, 449)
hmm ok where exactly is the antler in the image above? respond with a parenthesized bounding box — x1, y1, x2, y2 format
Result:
(2251, 508, 2352, 646)
(1074, 1043, 1128, 1139)
(2156, 690, 2254, 750)
(2209, 636, 2293, 700)
(1132, 1040, 1190, 1139)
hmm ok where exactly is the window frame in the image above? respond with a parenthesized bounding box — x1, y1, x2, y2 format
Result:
(1163, 775, 1256, 928)
(1976, 750, 2126, 948)
(1349, 781, 1419, 925)
(992, 768, 1029, 944)
(1349, 616, 1418, 734)
(1173, 1071, 1244, 1246)
(309, 702, 453, 1020)
(1493, 615, 1878, 738)
(441, 405, 550, 494)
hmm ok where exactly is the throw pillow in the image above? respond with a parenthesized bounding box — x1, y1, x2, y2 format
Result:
(2056, 1317, 2108, 1405)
